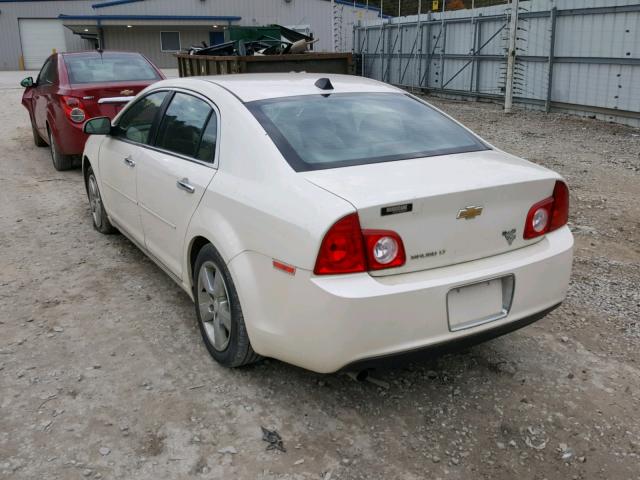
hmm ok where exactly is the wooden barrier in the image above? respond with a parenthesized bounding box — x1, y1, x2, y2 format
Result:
(176, 52, 353, 77)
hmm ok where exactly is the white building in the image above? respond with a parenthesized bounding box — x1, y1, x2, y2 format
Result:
(0, 0, 382, 70)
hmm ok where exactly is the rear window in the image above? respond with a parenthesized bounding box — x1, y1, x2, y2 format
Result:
(64, 52, 160, 84)
(247, 93, 488, 171)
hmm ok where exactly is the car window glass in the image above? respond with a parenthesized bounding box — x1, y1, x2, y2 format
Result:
(44, 60, 57, 84)
(64, 52, 160, 84)
(247, 93, 488, 171)
(195, 114, 217, 163)
(155, 93, 212, 158)
(117, 91, 168, 144)
(37, 59, 50, 84)
(38, 58, 54, 84)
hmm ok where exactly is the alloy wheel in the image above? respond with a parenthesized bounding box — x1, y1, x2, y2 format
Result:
(87, 174, 103, 229)
(49, 132, 57, 166)
(197, 260, 232, 351)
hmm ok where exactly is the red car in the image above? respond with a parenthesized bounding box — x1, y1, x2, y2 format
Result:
(21, 50, 165, 171)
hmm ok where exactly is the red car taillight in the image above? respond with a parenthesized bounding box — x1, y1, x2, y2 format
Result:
(313, 213, 406, 275)
(362, 230, 406, 270)
(523, 180, 569, 239)
(60, 96, 86, 124)
(314, 214, 367, 275)
(549, 180, 569, 230)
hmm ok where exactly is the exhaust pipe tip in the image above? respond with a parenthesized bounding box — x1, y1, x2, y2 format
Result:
(346, 369, 369, 382)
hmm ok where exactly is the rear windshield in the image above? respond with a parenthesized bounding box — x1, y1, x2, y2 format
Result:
(64, 52, 160, 84)
(247, 93, 488, 171)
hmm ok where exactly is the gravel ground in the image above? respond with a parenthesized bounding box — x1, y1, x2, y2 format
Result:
(1, 82, 639, 480)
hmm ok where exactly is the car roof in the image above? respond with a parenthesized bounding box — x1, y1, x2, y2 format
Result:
(166, 73, 401, 103)
(61, 50, 145, 57)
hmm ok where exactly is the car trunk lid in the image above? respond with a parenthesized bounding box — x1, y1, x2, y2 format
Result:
(65, 81, 151, 119)
(303, 150, 559, 276)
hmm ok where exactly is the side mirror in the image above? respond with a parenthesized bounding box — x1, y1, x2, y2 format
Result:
(84, 117, 112, 135)
(20, 77, 34, 88)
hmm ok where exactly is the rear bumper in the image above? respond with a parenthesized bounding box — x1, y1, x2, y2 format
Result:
(229, 226, 573, 373)
(52, 116, 87, 156)
(340, 302, 560, 371)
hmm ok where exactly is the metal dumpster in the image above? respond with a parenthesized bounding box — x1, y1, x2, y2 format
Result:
(176, 53, 353, 77)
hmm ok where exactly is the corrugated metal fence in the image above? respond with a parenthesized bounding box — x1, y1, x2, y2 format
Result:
(354, 0, 640, 127)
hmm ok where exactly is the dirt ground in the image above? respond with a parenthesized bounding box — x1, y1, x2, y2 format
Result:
(1, 79, 639, 480)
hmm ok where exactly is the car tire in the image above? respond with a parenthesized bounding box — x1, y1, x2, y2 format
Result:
(85, 166, 116, 234)
(48, 128, 74, 171)
(193, 244, 261, 368)
(31, 121, 47, 147)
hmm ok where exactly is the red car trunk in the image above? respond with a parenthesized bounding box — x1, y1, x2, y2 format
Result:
(59, 81, 156, 119)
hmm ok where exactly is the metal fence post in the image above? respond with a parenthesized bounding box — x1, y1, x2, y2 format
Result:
(475, 14, 482, 98)
(422, 15, 435, 89)
(415, 0, 423, 89)
(370, 24, 383, 81)
(398, 24, 403, 84)
(397, 0, 402, 85)
(359, 27, 364, 73)
(545, 7, 558, 113)
(380, 24, 385, 81)
(470, 16, 479, 93)
(353, 23, 357, 70)
(362, 17, 369, 76)
(386, 23, 393, 82)
(439, 0, 446, 90)
(439, 22, 447, 90)
(504, 0, 520, 113)
(331, 0, 336, 52)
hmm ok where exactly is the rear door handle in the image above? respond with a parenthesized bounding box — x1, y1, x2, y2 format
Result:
(176, 178, 195, 194)
(124, 156, 135, 168)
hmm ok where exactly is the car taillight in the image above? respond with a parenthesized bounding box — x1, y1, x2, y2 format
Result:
(314, 214, 367, 275)
(60, 96, 86, 124)
(363, 230, 406, 270)
(523, 180, 569, 239)
(549, 180, 569, 231)
(314, 213, 405, 275)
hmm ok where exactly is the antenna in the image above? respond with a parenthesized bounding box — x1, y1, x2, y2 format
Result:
(314, 78, 334, 90)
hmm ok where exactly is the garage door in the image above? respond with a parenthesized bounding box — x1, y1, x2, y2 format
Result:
(19, 19, 66, 70)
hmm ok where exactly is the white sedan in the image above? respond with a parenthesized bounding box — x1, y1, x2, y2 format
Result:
(81, 74, 573, 373)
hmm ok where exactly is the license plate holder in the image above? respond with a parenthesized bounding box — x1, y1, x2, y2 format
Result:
(446, 275, 514, 332)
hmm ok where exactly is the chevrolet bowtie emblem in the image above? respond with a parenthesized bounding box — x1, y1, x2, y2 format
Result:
(120, 89, 134, 95)
(456, 206, 483, 220)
